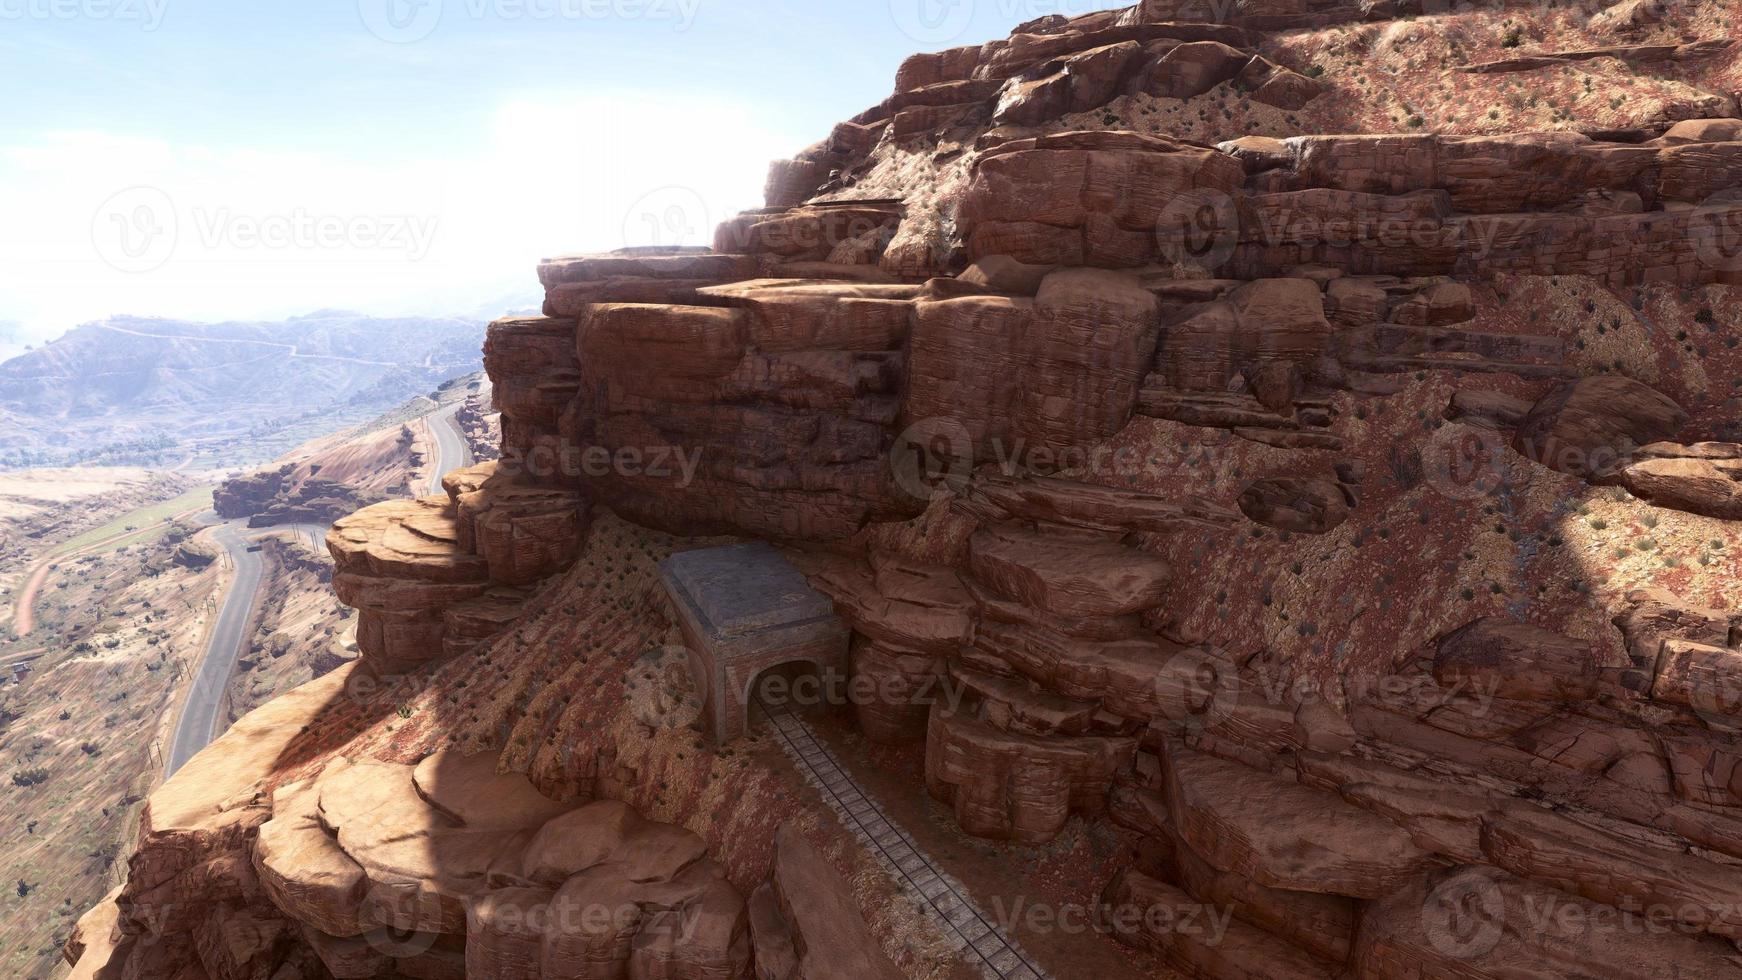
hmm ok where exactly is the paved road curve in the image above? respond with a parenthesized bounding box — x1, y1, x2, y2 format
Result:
(165, 521, 265, 777)
(166, 400, 473, 778)
(759, 699, 1053, 980)
(424, 402, 473, 497)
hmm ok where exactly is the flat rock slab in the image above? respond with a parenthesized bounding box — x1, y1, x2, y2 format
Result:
(968, 524, 1171, 619)
(662, 542, 837, 646)
(412, 750, 573, 832)
(1163, 741, 1432, 900)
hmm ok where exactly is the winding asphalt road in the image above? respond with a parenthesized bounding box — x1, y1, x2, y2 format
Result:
(424, 401, 473, 496)
(164, 520, 265, 777)
(164, 402, 472, 778)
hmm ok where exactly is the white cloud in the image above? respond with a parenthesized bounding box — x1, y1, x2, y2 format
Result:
(0, 89, 802, 344)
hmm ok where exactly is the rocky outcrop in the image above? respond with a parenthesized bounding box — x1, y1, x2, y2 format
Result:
(81, 6, 1742, 980)
(326, 462, 582, 673)
(968, 524, 1171, 619)
(104, 729, 752, 980)
(1092, 595, 1742, 976)
(1615, 442, 1742, 519)
(957, 128, 1742, 287)
(1514, 375, 1689, 478)
(215, 464, 382, 527)
(1237, 477, 1350, 534)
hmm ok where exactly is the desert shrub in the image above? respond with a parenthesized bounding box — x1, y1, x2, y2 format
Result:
(11, 768, 50, 788)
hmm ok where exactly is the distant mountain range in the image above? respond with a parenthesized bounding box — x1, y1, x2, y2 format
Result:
(0, 312, 491, 469)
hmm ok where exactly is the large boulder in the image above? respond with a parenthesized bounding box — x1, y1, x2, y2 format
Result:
(1162, 743, 1433, 900)
(1159, 278, 1333, 393)
(903, 267, 1159, 464)
(1139, 40, 1250, 100)
(1513, 376, 1688, 478)
(927, 708, 1137, 843)
(768, 826, 904, 980)
(1236, 56, 1327, 110)
(1238, 478, 1350, 534)
(1617, 443, 1742, 519)
(1353, 865, 1742, 979)
(993, 41, 1145, 126)
(1433, 617, 1608, 703)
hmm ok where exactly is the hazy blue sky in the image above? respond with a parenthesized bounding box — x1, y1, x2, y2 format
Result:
(0, 0, 1125, 355)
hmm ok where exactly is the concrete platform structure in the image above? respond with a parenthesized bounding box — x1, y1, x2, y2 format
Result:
(659, 542, 849, 744)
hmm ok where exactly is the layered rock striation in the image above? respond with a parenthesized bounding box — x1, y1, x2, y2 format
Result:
(73, 3, 1742, 979)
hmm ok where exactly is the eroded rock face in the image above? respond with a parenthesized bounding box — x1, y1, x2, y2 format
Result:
(963, 131, 1246, 267)
(562, 282, 922, 540)
(905, 266, 1161, 466)
(968, 524, 1171, 619)
(255, 751, 751, 980)
(215, 464, 381, 527)
(1353, 865, 1742, 979)
(87, 8, 1742, 980)
(1432, 617, 1608, 702)
(325, 465, 584, 673)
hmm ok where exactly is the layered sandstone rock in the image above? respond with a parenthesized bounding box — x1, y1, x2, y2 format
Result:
(215, 463, 383, 527)
(1616, 442, 1742, 519)
(325, 462, 584, 673)
(82, 7, 1742, 980)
